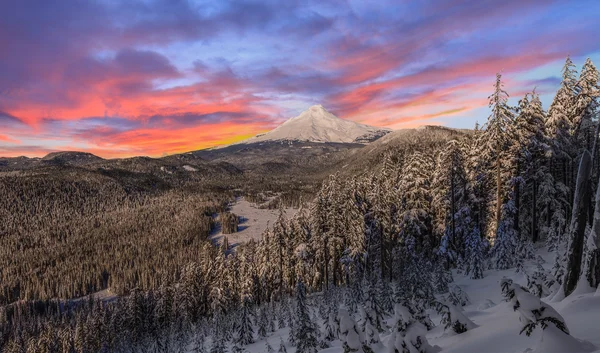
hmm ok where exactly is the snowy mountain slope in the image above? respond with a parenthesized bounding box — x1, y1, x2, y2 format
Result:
(185, 247, 600, 353)
(236, 105, 391, 145)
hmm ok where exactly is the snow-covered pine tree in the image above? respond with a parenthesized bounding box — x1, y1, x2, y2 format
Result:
(276, 300, 287, 330)
(514, 91, 550, 244)
(388, 304, 439, 353)
(154, 282, 174, 353)
(492, 196, 518, 270)
(446, 284, 470, 307)
(398, 151, 435, 253)
(210, 323, 227, 353)
(344, 277, 363, 315)
(465, 226, 486, 279)
(376, 151, 403, 280)
(362, 278, 387, 333)
(324, 310, 338, 341)
(257, 306, 269, 338)
(525, 262, 556, 298)
(572, 58, 599, 153)
(311, 180, 333, 291)
(545, 58, 579, 245)
(431, 257, 453, 294)
(278, 338, 287, 353)
(432, 139, 471, 264)
(483, 73, 515, 238)
(191, 330, 207, 353)
(235, 296, 254, 346)
(547, 56, 578, 159)
(338, 308, 366, 353)
(291, 280, 318, 353)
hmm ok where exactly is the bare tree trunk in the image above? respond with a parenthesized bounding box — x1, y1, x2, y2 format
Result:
(585, 122, 600, 289)
(514, 162, 520, 240)
(587, 178, 600, 288)
(496, 145, 502, 234)
(563, 150, 593, 297)
(532, 179, 538, 243)
(451, 167, 456, 244)
(323, 236, 329, 291)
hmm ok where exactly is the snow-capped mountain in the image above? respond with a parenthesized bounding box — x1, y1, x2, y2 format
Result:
(238, 104, 391, 144)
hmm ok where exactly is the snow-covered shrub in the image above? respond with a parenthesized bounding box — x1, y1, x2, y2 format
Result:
(234, 297, 254, 346)
(465, 227, 486, 279)
(323, 312, 338, 341)
(435, 301, 477, 334)
(501, 278, 568, 335)
(278, 338, 287, 353)
(388, 304, 440, 353)
(524, 263, 557, 298)
(338, 308, 366, 353)
(493, 201, 518, 270)
(359, 306, 381, 346)
(477, 299, 495, 310)
(432, 260, 453, 294)
(363, 279, 388, 333)
(500, 277, 596, 353)
(515, 239, 536, 273)
(446, 284, 470, 307)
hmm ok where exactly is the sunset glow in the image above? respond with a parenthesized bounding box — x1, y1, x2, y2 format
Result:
(1, 0, 599, 157)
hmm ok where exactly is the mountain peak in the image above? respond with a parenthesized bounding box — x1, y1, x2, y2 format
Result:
(234, 105, 391, 145)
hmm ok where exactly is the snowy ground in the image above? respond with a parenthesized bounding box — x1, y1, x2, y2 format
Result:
(210, 197, 298, 245)
(428, 254, 600, 353)
(206, 246, 600, 353)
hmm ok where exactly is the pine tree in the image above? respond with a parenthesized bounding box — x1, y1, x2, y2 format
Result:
(432, 139, 471, 264)
(278, 338, 287, 353)
(359, 306, 381, 346)
(362, 278, 387, 333)
(398, 152, 435, 253)
(324, 311, 338, 341)
(291, 280, 318, 353)
(465, 226, 485, 279)
(235, 296, 254, 346)
(210, 323, 227, 353)
(572, 58, 599, 152)
(191, 330, 207, 353)
(483, 73, 515, 237)
(514, 91, 549, 244)
(492, 197, 518, 270)
(338, 308, 365, 353)
(257, 306, 269, 338)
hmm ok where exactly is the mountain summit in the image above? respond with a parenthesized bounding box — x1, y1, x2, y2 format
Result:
(239, 105, 391, 144)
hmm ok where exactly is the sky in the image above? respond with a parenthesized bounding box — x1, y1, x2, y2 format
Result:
(1, 0, 600, 158)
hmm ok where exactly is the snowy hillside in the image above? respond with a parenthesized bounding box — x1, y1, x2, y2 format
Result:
(236, 105, 391, 145)
(184, 247, 600, 353)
